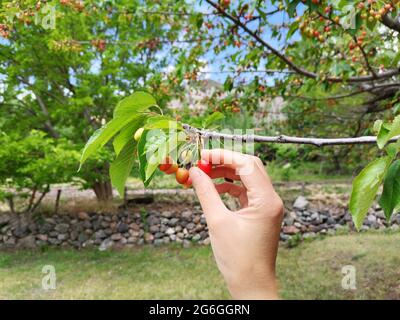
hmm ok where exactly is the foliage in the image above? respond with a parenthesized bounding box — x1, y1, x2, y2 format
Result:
(350, 116, 400, 229)
(0, 0, 193, 199)
(0, 130, 79, 213)
(80, 91, 224, 195)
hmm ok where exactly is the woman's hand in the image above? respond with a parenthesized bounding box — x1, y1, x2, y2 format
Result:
(189, 149, 284, 300)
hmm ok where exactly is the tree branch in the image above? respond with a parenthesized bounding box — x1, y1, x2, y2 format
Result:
(204, 0, 400, 83)
(381, 13, 400, 32)
(183, 124, 400, 147)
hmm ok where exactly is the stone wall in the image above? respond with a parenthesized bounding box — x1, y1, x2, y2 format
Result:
(1, 197, 399, 250)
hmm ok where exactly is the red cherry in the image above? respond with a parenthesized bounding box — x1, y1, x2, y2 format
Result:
(164, 163, 178, 175)
(197, 160, 212, 176)
(159, 156, 173, 172)
(175, 168, 189, 184)
(183, 177, 192, 189)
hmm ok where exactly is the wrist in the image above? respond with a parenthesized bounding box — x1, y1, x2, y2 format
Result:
(226, 269, 279, 300)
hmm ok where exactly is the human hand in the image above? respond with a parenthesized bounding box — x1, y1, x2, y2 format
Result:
(189, 149, 284, 300)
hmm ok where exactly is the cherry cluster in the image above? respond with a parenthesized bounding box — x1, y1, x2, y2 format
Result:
(158, 156, 212, 188)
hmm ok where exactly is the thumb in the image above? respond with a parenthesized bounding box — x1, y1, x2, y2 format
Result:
(189, 167, 227, 222)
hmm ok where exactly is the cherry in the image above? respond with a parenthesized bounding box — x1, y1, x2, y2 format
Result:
(197, 160, 212, 176)
(183, 177, 192, 189)
(175, 168, 189, 184)
(164, 163, 178, 175)
(159, 156, 173, 172)
(134, 127, 144, 141)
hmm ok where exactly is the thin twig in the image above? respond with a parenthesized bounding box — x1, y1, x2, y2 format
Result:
(182, 124, 400, 147)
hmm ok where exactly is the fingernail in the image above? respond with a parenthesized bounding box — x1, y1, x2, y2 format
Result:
(189, 167, 202, 180)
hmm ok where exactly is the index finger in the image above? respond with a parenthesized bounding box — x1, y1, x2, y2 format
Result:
(201, 149, 274, 194)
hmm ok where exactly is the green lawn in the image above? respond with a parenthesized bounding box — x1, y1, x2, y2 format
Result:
(1, 232, 399, 299)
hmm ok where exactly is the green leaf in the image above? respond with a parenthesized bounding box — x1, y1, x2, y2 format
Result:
(79, 114, 138, 169)
(349, 156, 392, 230)
(373, 120, 383, 135)
(113, 91, 156, 118)
(377, 116, 400, 149)
(202, 112, 225, 129)
(287, 0, 300, 17)
(109, 140, 136, 197)
(224, 76, 233, 91)
(379, 160, 400, 221)
(113, 115, 146, 156)
(145, 116, 183, 130)
(137, 129, 168, 187)
(137, 130, 149, 184)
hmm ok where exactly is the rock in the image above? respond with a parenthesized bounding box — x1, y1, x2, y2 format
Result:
(311, 212, 319, 220)
(78, 212, 90, 220)
(280, 233, 290, 241)
(144, 232, 154, 243)
(129, 230, 140, 238)
(95, 229, 107, 239)
(68, 230, 77, 241)
(203, 237, 211, 245)
(0, 214, 11, 227)
(18, 235, 36, 248)
(294, 222, 302, 228)
(129, 223, 140, 231)
(154, 232, 163, 239)
(192, 234, 201, 242)
(162, 211, 173, 218)
(303, 232, 316, 239)
(186, 223, 195, 230)
(13, 226, 28, 238)
(283, 225, 300, 235)
(149, 225, 159, 233)
(165, 227, 175, 235)
(117, 222, 129, 233)
(284, 217, 294, 226)
(293, 196, 309, 210)
(57, 234, 68, 241)
(55, 223, 69, 233)
(127, 237, 136, 244)
(154, 239, 164, 246)
(41, 223, 54, 233)
(327, 217, 336, 225)
(48, 238, 61, 245)
(163, 236, 170, 244)
(181, 211, 192, 220)
(182, 239, 191, 248)
(28, 223, 38, 232)
(99, 238, 113, 251)
(111, 233, 122, 241)
(168, 218, 179, 227)
(78, 233, 88, 243)
(36, 234, 48, 242)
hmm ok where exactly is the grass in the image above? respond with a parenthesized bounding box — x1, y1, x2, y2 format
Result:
(1, 232, 400, 299)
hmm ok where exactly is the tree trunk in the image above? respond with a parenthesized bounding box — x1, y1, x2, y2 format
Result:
(92, 180, 113, 201)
